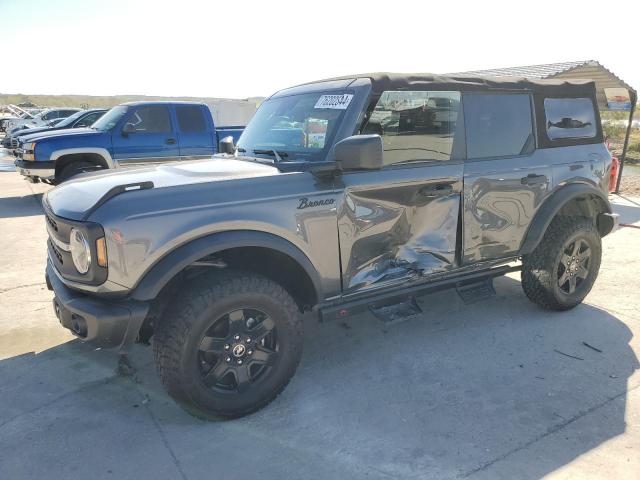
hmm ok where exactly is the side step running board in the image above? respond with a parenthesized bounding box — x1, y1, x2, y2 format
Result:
(320, 264, 519, 321)
(369, 298, 423, 324)
(456, 277, 496, 304)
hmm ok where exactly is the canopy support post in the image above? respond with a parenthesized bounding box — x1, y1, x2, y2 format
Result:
(615, 98, 636, 194)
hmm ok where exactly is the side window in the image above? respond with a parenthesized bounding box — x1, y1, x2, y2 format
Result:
(464, 94, 534, 159)
(124, 106, 171, 133)
(176, 106, 206, 133)
(364, 90, 461, 166)
(41, 111, 54, 120)
(544, 98, 596, 140)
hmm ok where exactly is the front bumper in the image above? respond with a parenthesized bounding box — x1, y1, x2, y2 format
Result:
(46, 262, 149, 350)
(15, 159, 55, 180)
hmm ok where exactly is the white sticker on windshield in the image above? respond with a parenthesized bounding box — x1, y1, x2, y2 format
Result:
(314, 94, 354, 110)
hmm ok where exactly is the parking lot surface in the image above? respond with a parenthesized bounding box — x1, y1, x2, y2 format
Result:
(0, 153, 639, 480)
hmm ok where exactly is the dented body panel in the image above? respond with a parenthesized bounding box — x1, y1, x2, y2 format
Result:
(336, 162, 463, 292)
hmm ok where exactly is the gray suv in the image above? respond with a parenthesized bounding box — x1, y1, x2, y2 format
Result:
(44, 73, 618, 418)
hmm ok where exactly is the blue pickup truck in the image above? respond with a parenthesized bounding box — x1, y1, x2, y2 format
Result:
(14, 101, 244, 184)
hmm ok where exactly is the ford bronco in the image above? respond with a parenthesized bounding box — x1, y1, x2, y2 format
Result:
(43, 73, 618, 418)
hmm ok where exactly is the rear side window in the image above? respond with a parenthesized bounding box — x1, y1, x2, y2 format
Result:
(544, 98, 596, 140)
(364, 90, 461, 166)
(124, 106, 171, 133)
(176, 106, 206, 133)
(464, 94, 534, 159)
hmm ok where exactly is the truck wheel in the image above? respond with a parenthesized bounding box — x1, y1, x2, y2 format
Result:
(54, 161, 99, 184)
(153, 270, 303, 419)
(521, 217, 601, 311)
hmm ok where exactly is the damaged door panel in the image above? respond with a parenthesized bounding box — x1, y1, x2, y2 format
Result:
(337, 165, 463, 292)
(461, 93, 552, 263)
(337, 89, 465, 293)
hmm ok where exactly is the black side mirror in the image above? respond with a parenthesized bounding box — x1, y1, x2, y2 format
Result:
(122, 123, 135, 136)
(219, 136, 235, 154)
(334, 134, 383, 171)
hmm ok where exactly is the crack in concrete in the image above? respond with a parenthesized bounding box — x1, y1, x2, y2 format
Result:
(141, 399, 190, 480)
(459, 382, 640, 478)
(0, 282, 46, 294)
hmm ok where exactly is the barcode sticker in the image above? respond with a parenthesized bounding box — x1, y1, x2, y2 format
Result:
(314, 94, 354, 109)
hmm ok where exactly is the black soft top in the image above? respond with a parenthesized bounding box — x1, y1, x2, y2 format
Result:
(311, 72, 597, 97)
(306, 72, 602, 149)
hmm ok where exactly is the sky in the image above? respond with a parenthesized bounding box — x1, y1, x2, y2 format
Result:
(1, 0, 638, 99)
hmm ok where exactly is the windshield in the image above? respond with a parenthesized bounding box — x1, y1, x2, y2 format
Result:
(236, 92, 353, 162)
(92, 106, 128, 131)
(56, 110, 86, 127)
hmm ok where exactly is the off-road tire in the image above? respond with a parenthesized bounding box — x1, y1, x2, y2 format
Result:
(521, 216, 601, 311)
(152, 270, 303, 419)
(54, 161, 99, 184)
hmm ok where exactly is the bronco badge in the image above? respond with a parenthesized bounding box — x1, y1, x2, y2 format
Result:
(297, 197, 335, 209)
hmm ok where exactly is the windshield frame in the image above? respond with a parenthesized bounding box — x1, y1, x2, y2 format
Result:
(235, 79, 372, 166)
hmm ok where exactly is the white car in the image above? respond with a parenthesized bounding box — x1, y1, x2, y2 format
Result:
(5, 108, 81, 131)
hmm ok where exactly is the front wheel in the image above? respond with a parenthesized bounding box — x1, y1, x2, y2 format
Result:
(521, 217, 602, 311)
(54, 161, 101, 185)
(153, 270, 303, 419)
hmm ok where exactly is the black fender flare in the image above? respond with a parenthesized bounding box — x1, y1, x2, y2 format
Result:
(130, 230, 323, 302)
(519, 184, 612, 255)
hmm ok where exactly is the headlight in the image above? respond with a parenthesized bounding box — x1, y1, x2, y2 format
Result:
(70, 228, 91, 274)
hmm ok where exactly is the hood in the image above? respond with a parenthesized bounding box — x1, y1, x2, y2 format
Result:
(13, 127, 64, 138)
(22, 127, 95, 143)
(45, 157, 282, 220)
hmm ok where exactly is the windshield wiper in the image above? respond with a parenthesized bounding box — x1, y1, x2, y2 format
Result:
(252, 149, 288, 165)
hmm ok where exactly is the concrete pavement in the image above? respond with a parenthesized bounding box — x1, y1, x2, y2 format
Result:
(0, 160, 638, 480)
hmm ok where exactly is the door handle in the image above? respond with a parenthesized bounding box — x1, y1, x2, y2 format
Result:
(520, 174, 547, 186)
(166, 138, 177, 145)
(419, 183, 454, 197)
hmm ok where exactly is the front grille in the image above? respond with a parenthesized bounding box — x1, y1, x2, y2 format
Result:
(46, 213, 58, 232)
(10, 138, 18, 149)
(50, 241, 64, 265)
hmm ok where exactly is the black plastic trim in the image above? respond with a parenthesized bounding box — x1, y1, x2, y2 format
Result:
(130, 230, 323, 302)
(47, 262, 149, 351)
(519, 184, 612, 255)
(15, 159, 55, 170)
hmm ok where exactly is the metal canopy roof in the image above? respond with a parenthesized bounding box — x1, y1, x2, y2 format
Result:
(449, 60, 637, 109)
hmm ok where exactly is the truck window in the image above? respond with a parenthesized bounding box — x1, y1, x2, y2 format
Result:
(544, 98, 596, 140)
(124, 106, 171, 133)
(176, 106, 206, 133)
(464, 94, 533, 159)
(363, 91, 461, 166)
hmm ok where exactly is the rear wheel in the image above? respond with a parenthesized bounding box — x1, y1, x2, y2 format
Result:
(153, 270, 303, 419)
(521, 217, 601, 311)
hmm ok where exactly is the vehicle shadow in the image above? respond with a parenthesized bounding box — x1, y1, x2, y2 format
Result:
(0, 275, 636, 479)
(611, 194, 640, 225)
(0, 192, 44, 218)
